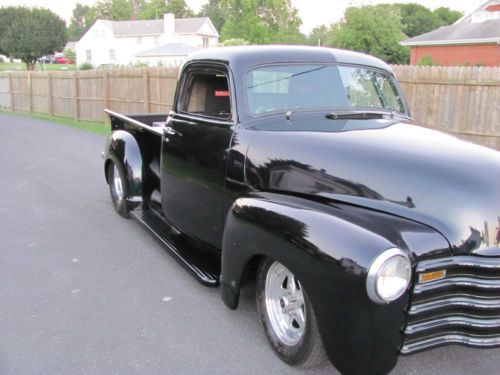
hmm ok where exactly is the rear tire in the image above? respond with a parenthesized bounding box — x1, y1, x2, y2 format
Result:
(107, 161, 129, 218)
(256, 258, 327, 367)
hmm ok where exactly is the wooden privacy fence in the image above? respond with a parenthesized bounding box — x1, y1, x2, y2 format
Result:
(0, 67, 178, 123)
(392, 65, 500, 150)
(0, 65, 499, 150)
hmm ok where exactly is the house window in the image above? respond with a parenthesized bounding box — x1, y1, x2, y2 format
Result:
(109, 49, 116, 61)
(86, 50, 92, 61)
(137, 36, 142, 44)
(203, 37, 209, 48)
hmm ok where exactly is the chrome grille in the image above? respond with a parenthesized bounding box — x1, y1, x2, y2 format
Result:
(401, 255, 500, 354)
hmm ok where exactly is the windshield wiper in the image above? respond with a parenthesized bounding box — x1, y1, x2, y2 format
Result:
(326, 110, 394, 120)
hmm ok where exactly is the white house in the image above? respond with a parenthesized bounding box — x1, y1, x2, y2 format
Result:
(134, 43, 201, 67)
(75, 14, 219, 67)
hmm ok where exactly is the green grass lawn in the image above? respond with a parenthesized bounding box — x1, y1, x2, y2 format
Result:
(0, 109, 110, 136)
(0, 62, 76, 71)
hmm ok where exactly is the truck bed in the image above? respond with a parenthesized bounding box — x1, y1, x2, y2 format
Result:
(105, 108, 164, 195)
(105, 109, 167, 135)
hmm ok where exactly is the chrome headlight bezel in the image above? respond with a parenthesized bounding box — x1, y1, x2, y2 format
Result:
(366, 248, 412, 304)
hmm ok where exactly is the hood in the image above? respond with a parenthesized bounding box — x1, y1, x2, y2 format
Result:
(244, 117, 500, 255)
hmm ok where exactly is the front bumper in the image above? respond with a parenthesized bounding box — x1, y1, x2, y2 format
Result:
(402, 255, 500, 354)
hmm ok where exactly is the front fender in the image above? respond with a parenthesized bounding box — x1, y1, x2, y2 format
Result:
(104, 130, 143, 205)
(220, 192, 450, 375)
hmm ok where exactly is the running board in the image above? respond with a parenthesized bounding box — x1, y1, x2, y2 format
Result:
(130, 208, 219, 287)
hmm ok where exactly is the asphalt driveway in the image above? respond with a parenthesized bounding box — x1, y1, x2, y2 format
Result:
(0, 112, 499, 375)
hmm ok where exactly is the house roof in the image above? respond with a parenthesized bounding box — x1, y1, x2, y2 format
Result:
(135, 43, 200, 57)
(111, 17, 212, 37)
(175, 18, 208, 34)
(401, 19, 500, 46)
(401, 1, 500, 46)
(65, 41, 77, 50)
(113, 19, 163, 36)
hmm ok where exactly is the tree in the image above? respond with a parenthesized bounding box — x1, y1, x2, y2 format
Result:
(165, 0, 194, 17)
(67, 3, 96, 40)
(139, 0, 194, 19)
(0, 7, 30, 56)
(94, 0, 134, 20)
(198, 0, 227, 32)
(434, 7, 462, 26)
(64, 48, 76, 62)
(332, 5, 409, 64)
(129, 0, 147, 17)
(220, 0, 269, 43)
(220, 38, 249, 46)
(221, 0, 304, 44)
(393, 3, 441, 38)
(393, 4, 462, 38)
(260, 0, 305, 44)
(307, 24, 335, 46)
(0, 7, 67, 70)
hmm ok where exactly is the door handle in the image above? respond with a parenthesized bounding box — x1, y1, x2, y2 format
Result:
(163, 127, 182, 137)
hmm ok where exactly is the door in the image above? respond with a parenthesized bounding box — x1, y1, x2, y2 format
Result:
(160, 63, 235, 249)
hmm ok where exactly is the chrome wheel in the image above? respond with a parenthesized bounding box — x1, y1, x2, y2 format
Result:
(112, 164, 124, 200)
(265, 261, 306, 346)
(107, 161, 129, 218)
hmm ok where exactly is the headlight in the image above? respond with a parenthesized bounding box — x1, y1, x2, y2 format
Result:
(366, 248, 411, 304)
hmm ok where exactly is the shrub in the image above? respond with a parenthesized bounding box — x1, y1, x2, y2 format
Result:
(220, 38, 250, 46)
(129, 61, 148, 68)
(79, 61, 93, 70)
(64, 48, 76, 61)
(416, 55, 435, 66)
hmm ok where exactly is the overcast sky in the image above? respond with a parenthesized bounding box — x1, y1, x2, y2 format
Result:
(0, 0, 482, 34)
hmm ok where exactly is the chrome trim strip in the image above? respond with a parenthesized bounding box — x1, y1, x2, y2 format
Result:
(405, 315, 500, 335)
(401, 333, 500, 355)
(404, 255, 500, 354)
(126, 196, 142, 203)
(414, 276, 500, 294)
(417, 256, 500, 272)
(409, 295, 500, 315)
(105, 109, 164, 136)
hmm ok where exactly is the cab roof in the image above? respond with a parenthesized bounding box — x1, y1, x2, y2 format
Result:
(186, 45, 393, 74)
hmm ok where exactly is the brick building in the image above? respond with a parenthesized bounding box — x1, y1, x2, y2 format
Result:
(401, 1, 500, 66)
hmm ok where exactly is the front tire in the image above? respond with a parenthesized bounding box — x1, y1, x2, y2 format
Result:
(107, 161, 129, 218)
(256, 258, 327, 367)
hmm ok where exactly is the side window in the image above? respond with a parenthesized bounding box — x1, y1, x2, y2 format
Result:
(180, 71, 231, 120)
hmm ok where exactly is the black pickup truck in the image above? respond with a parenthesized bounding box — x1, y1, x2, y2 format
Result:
(103, 46, 500, 374)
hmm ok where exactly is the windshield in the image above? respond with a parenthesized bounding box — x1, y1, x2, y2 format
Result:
(246, 64, 406, 115)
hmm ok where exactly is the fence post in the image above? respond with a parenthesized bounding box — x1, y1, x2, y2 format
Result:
(47, 73, 53, 116)
(8, 72, 14, 111)
(27, 71, 32, 113)
(143, 68, 150, 113)
(103, 71, 110, 125)
(74, 71, 80, 121)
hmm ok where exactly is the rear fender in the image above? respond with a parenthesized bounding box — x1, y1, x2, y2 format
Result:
(104, 130, 143, 207)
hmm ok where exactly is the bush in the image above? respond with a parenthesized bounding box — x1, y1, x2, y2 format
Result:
(416, 55, 435, 66)
(79, 61, 93, 70)
(220, 38, 250, 46)
(128, 61, 148, 67)
(64, 48, 76, 61)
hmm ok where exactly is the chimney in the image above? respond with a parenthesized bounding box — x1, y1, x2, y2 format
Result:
(164, 13, 175, 35)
